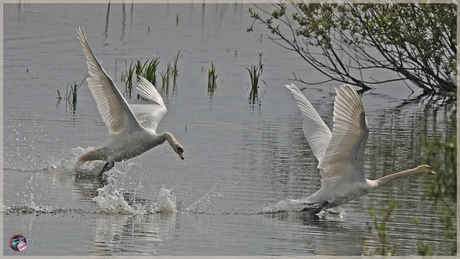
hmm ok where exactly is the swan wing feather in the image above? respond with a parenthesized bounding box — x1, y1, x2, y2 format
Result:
(76, 27, 141, 136)
(130, 76, 168, 132)
(285, 84, 332, 162)
(318, 84, 369, 186)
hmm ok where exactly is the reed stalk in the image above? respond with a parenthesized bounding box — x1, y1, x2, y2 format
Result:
(121, 57, 160, 98)
(207, 63, 218, 97)
(247, 53, 265, 104)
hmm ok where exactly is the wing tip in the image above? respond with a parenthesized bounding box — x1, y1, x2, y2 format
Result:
(285, 83, 298, 90)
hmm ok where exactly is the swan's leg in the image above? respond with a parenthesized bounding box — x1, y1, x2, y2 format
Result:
(96, 161, 114, 185)
(99, 161, 114, 177)
(302, 201, 329, 214)
(302, 204, 323, 214)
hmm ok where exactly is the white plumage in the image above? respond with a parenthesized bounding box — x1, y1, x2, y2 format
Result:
(286, 83, 434, 213)
(75, 27, 184, 176)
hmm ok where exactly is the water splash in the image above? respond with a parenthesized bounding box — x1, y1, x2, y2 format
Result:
(45, 147, 106, 175)
(92, 170, 147, 215)
(156, 187, 177, 214)
(43, 148, 178, 215)
(92, 168, 177, 215)
(3, 193, 54, 214)
(261, 198, 307, 213)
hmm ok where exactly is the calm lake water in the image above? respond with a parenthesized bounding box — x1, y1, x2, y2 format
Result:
(3, 2, 456, 256)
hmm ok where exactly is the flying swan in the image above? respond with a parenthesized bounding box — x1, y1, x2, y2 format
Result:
(285, 83, 434, 214)
(75, 27, 184, 176)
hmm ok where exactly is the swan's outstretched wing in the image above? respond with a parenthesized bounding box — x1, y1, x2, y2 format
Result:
(318, 84, 369, 186)
(130, 76, 168, 133)
(76, 27, 142, 136)
(285, 84, 332, 163)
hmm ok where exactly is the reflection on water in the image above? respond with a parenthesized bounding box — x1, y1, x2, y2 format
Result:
(3, 2, 456, 256)
(91, 213, 177, 256)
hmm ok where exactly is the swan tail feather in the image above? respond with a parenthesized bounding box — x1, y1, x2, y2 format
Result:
(77, 147, 106, 164)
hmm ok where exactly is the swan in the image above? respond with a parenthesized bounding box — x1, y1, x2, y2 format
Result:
(285, 83, 435, 214)
(75, 27, 184, 176)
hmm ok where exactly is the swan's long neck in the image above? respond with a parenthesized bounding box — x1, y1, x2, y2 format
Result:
(159, 132, 179, 147)
(371, 167, 425, 188)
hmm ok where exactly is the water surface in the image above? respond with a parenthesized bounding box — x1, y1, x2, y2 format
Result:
(3, 2, 455, 256)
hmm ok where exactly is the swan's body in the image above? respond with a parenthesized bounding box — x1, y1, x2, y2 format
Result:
(75, 27, 184, 175)
(285, 83, 434, 213)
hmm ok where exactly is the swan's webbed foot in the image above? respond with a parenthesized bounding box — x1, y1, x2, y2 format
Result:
(302, 201, 329, 214)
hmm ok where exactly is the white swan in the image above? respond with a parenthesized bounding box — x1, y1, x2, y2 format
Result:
(75, 27, 184, 176)
(285, 83, 434, 213)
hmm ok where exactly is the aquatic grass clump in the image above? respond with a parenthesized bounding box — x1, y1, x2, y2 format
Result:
(172, 50, 180, 86)
(160, 62, 172, 92)
(121, 51, 180, 98)
(161, 50, 181, 94)
(247, 53, 265, 104)
(120, 62, 136, 96)
(207, 63, 218, 98)
(66, 81, 79, 111)
(60, 77, 86, 111)
(121, 58, 160, 98)
(141, 58, 160, 87)
(246, 65, 262, 103)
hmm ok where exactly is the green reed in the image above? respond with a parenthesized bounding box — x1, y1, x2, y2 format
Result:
(121, 51, 181, 97)
(247, 53, 265, 104)
(65, 80, 79, 111)
(142, 58, 160, 87)
(160, 62, 172, 92)
(172, 50, 180, 86)
(121, 58, 160, 98)
(121, 62, 135, 96)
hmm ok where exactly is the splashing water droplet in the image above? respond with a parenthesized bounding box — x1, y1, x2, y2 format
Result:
(157, 187, 177, 214)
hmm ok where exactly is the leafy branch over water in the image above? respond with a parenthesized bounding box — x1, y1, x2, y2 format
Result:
(248, 3, 456, 95)
(365, 197, 398, 256)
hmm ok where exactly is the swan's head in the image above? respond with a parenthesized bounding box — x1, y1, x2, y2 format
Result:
(417, 165, 436, 175)
(173, 144, 184, 160)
